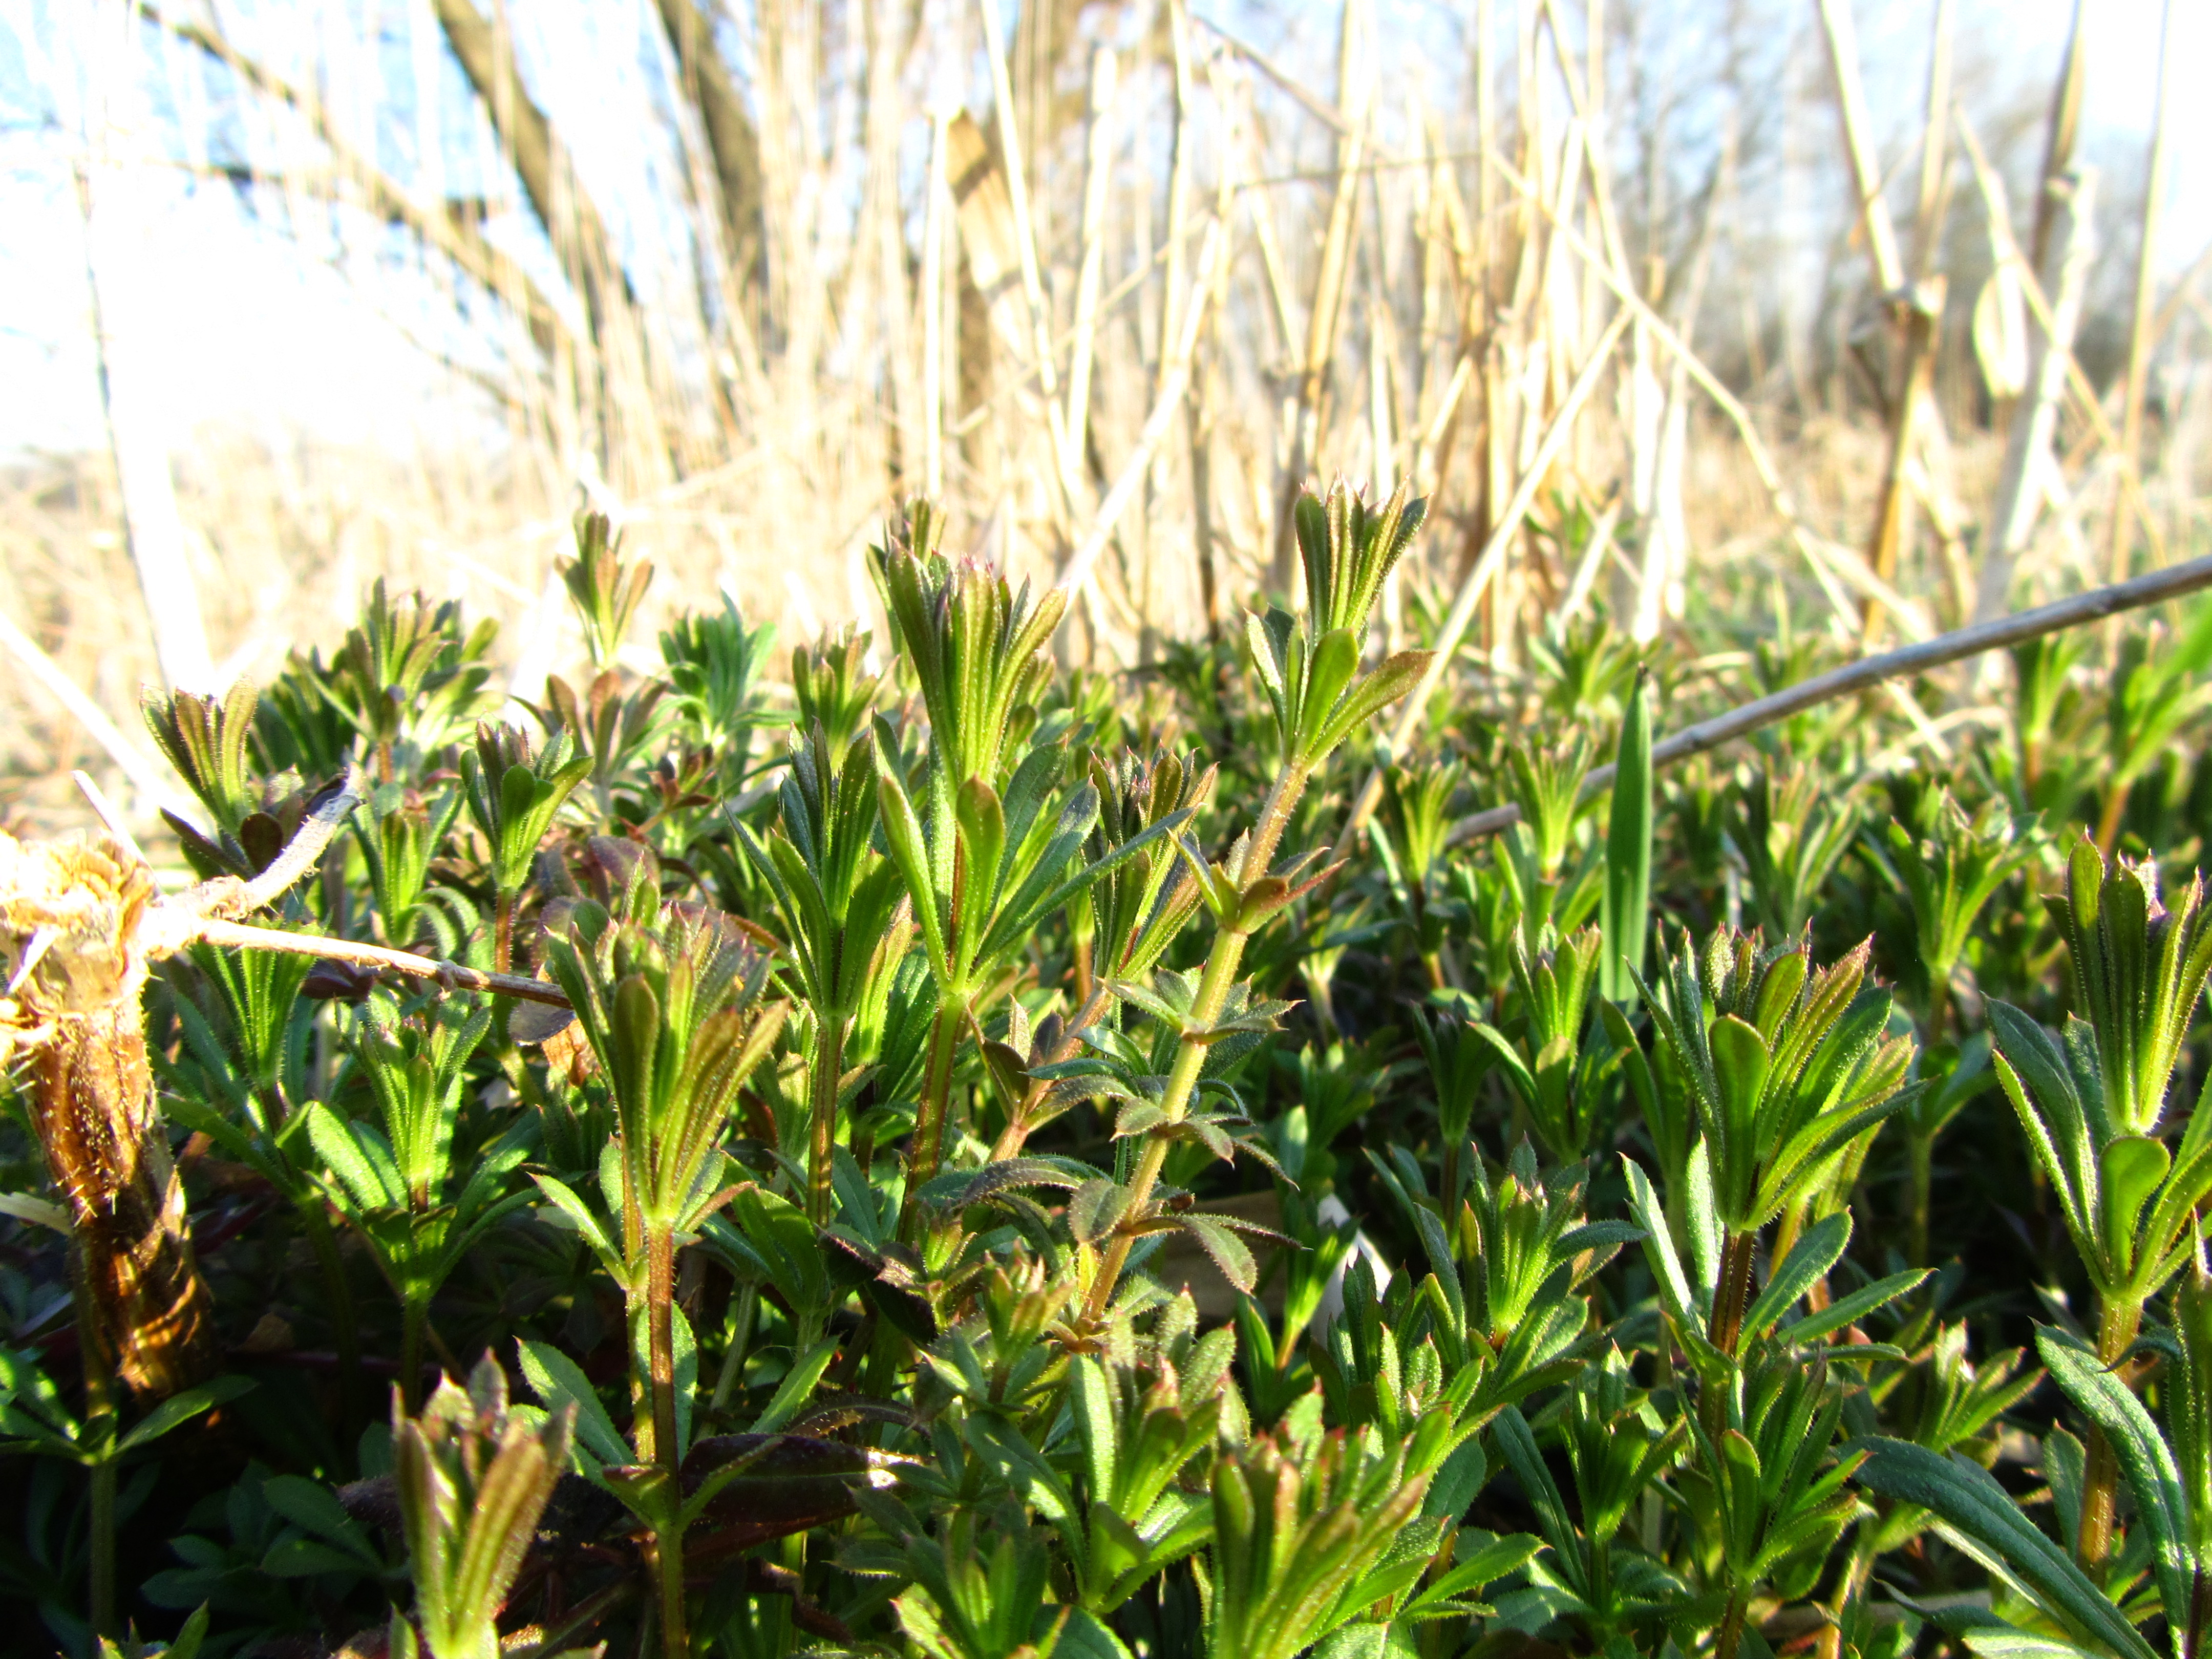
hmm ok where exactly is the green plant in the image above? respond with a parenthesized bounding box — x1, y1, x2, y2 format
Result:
(563, 511, 654, 673)
(459, 723, 591, 971)
(534, 859, 785, 1654)
(388, 1356, 575, 1659)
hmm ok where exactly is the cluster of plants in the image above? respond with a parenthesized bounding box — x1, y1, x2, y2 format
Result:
(8, 484, 2212, 1659)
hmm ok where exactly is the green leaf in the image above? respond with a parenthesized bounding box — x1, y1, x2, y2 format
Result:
(532, 1173, 628, 1281)
(1179, 1215, 1258, 1292)
(1601, 669, 1654, 1005)
(2099, 1135, 2170, 1281)
(1743, 1211, 1851, 1340)
(1851, 1437, 2156, 1659)
(751, 1338, 838, 1434)
(1786, 1270, 1931, 1347)
(118, 1376, 256, 1455)
(1312, 651, 1434, 762)
(2036, 1329, 2192, 1628)
(517, 1338, 630, 1472)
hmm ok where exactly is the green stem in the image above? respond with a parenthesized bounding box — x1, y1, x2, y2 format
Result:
(298, 1200, 362, 1431)
(710, 1283, 759, 1416)
(400, 1289, 430, 1412)
(493, 889, 516, 975)
(647, 1223, 689, 1657)
(2077, 1292, 2146, 1576)
(808, 1011, 847, 1225)
(1715, 1588, 1749, 1659)
(89, 1454, 117, 1642)
(903, 996, 969, 1233)
(1078, 762, 1309, 1330)
(1908, 1129, 1935, 1268)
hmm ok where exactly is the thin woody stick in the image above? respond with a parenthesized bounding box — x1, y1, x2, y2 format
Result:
(192, 920, 572, 1008)
(1440, 552, 2212, 846)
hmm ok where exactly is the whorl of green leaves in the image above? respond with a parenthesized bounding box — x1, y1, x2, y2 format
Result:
(1245, 479, 1433, 772)
(325, 579, 499, 755)
(1084, 748, 1215, 983)
(738, 724, 904, 1016)
(348, 995, 491, 1211)
(662, 594, 776, 754)
(392, 1356, 573, 1659)
(870, 500, 1066, 786)
(1206, 1419, 1433, 1659)
(1875, 791, 2034, 991)
(142, 679, 263, 837)
(1644, 930, 1919, 1235)
(539, 866, 786, 1232)
(563, 510, 653, 671)
(790, 626, 882, 765)
(1505, 736, 1593, 883)
(459, 723, 591, 899)
(2046, 836, 2212, 1136)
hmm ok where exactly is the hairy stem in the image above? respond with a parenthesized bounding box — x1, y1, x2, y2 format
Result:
(1077, 762, 1308, 1329)
(399, 1288, 430, 1412)
(1908, 1128, 1935, 1268)
(1716, 1587, 1749, 1659)
(808, 1011, 846, 1225)
(493, 888, 516, 975)
(647, 1223, 690, 1654)
(903, 997, 969, 1233)
(1709, 1229, 1759, 1359)
(2077, 1292, 2145, 1576)
(297, 1200, 361, 1428)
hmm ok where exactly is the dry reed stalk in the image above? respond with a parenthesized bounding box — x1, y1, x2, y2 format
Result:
(1272, 0, 1372, 597)
(975, 0, 1077, 516)
(1058, 218, 1226, 595)
(1862, 283, 1946, 644)
(0, 607, 189, 821)
(71, 71, 214, 698)
(2027, 0, 2088, 280)
(1815, 0, 1904, 295)
(923, 107, 950, 501)
(2110, 0, 2176, 581)
(1338, 305, 1632, 845)
(1066, 48, 1119, 487)
(1911, 0, 1954, 280)
(1486, 146, 1863, 636)
(1982, 168, 2099, 618)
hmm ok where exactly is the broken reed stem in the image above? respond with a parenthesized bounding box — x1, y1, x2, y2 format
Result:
(1438, 551, 2212, 847)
